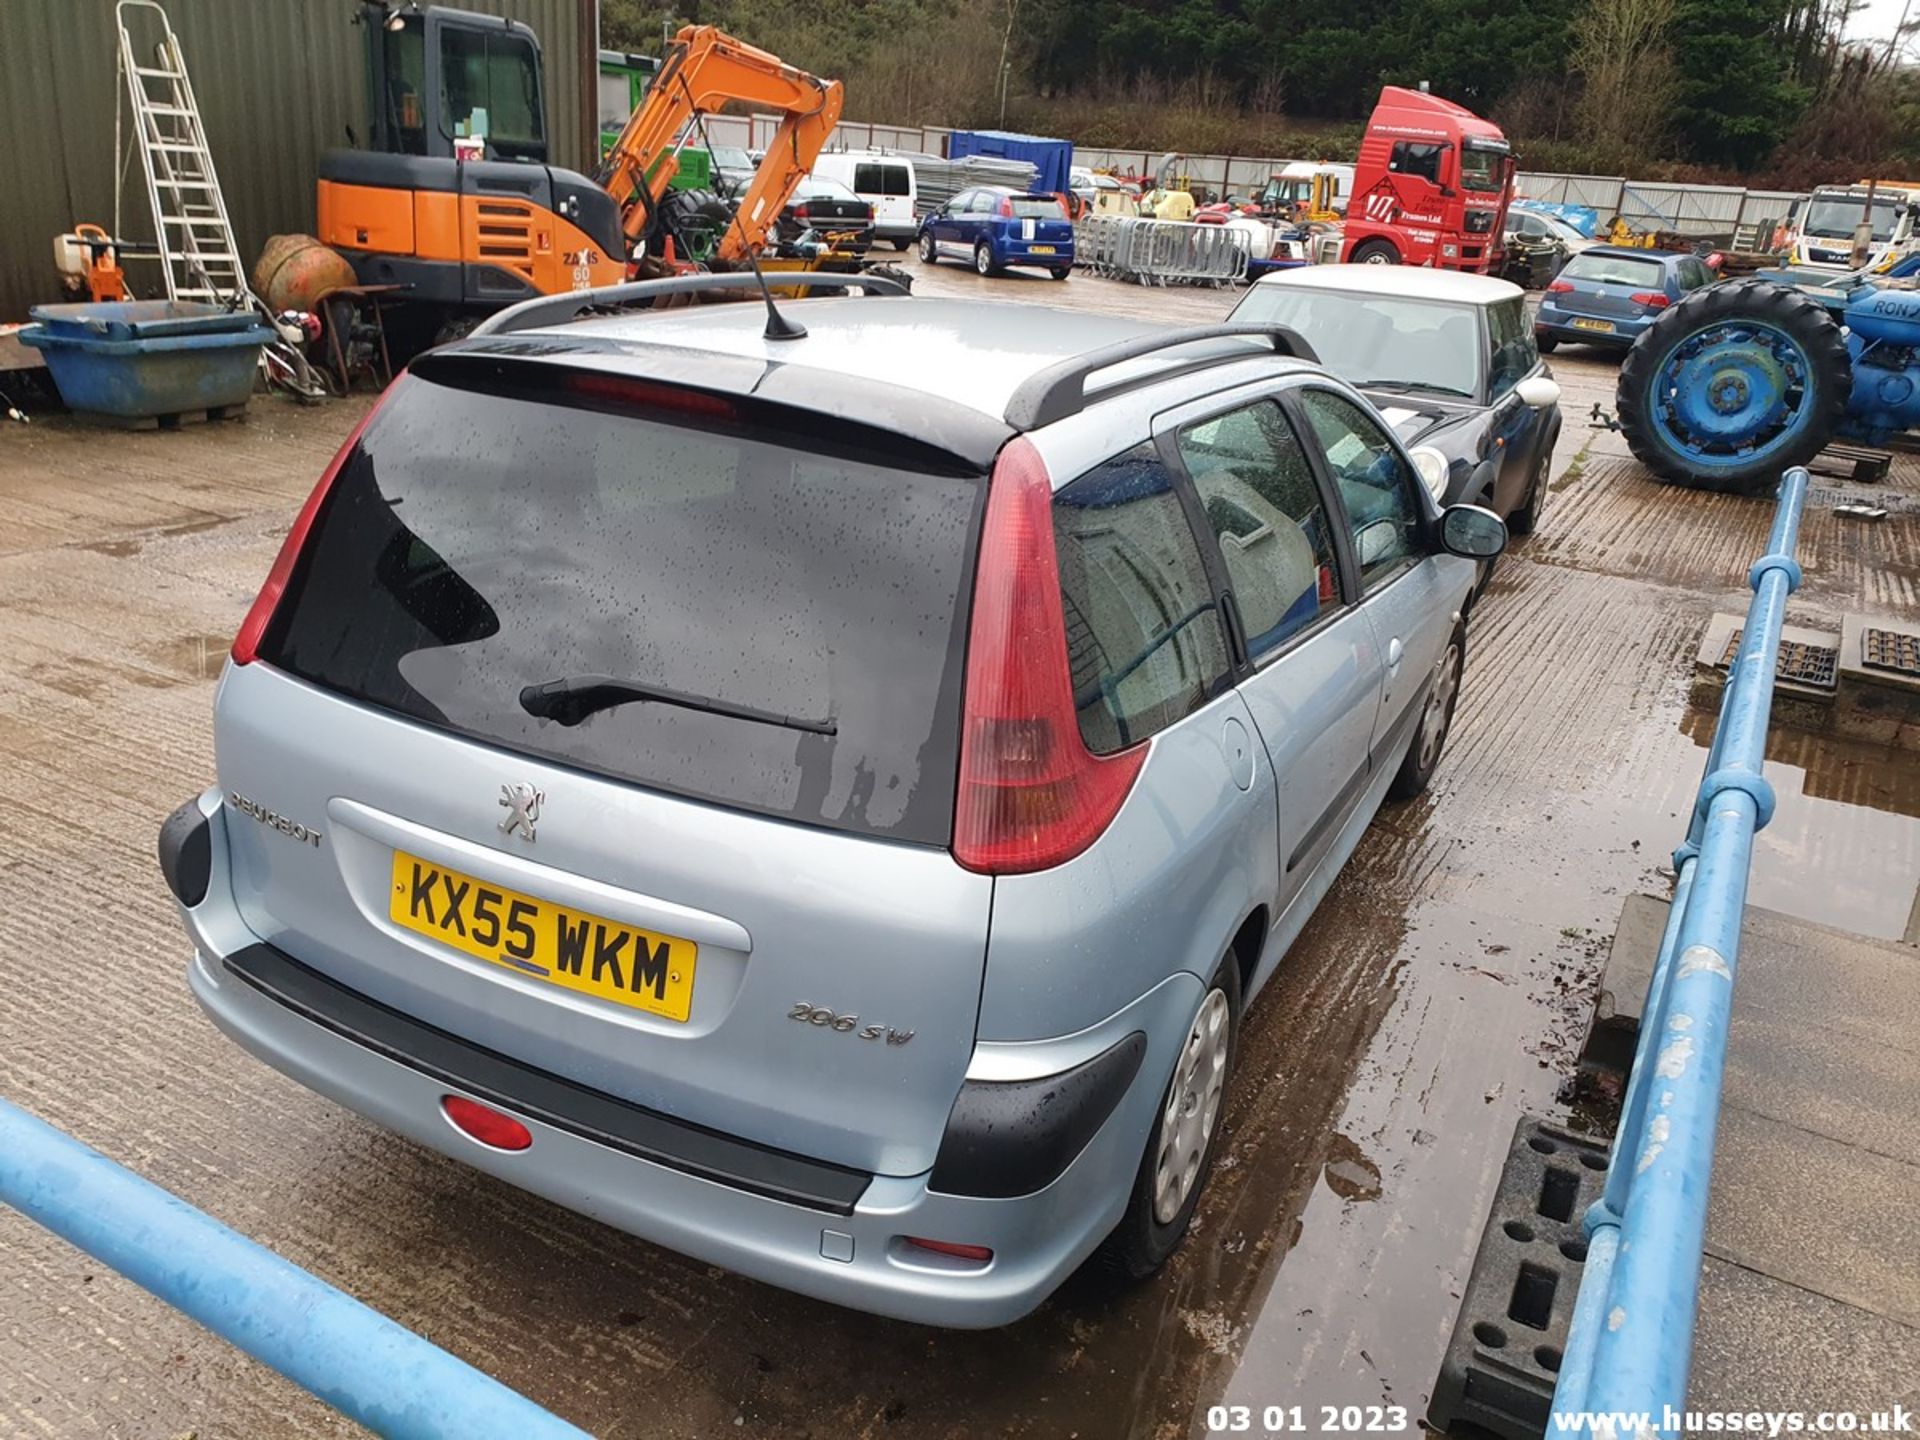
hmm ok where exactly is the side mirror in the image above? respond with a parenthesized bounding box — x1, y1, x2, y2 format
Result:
(1441, 504, 1508, 559)
(1515, 375, 1561, 409)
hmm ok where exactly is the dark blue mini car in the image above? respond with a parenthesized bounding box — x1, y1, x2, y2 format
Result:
(1534, 247, 1716, 353)
(917, 186, 1074, 279)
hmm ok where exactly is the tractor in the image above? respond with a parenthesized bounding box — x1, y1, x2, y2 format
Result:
(1617, 262, 1920, 493)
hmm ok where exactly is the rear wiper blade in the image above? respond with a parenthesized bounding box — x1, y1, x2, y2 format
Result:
(519, 675, 837, 735)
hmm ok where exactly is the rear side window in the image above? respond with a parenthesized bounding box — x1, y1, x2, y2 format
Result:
(1052, 445, 1230, 753)
(262, 371, 982, 845)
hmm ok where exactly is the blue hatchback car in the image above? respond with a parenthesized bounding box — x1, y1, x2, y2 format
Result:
(1534, 246, 1716, 353)
(918, 186, 1075, 279)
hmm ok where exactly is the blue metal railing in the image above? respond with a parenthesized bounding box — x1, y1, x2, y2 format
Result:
(0, 1097, 591, 1440)
(1551, 466, 1809, 1434)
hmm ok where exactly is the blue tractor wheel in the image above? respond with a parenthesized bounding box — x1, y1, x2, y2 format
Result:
(1616, 278, 1851, 494)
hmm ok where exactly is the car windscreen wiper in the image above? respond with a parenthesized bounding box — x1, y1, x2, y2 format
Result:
(1361, 378, 1475, 398)
(520, 675, 837, 735)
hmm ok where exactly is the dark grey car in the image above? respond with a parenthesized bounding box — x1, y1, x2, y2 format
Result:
(1230, 266, 1564, 536)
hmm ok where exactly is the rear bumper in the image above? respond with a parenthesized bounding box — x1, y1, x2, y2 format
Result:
(995, 243, 1074, 268)
(1534, 309, 1648, 345)
(170, 789, 1193, 1327)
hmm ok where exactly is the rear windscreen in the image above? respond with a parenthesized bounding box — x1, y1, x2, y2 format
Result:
(1560, 253, 1665, 288)
(261, 371, 984, 845)
(1009, 196, 1065, 219)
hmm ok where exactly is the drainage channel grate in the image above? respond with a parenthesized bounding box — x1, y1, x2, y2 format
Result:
(1720, 629, 1839, 689)
(1862, 627, 1920, 677)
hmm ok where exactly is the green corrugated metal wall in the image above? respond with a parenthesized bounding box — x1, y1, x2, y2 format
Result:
(2, 0, 594, 322)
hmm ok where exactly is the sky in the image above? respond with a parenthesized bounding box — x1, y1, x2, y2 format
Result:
(1845, 0, 1914, 45)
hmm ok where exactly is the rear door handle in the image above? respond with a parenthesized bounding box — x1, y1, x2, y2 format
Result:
(1387, 637, 1404, 673)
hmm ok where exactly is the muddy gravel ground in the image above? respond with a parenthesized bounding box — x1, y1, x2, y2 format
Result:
(2, 257, 1916, 1439)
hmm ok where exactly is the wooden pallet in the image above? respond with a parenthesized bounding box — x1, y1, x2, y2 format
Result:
(85, 400, 250, 431)
(1808, 442, 1891, 484)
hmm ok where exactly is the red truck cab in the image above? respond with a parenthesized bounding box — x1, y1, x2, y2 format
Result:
(1341, 86, 1515, 273)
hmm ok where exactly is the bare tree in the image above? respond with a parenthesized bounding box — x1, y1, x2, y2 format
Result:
(1570, 0, 1682, 165)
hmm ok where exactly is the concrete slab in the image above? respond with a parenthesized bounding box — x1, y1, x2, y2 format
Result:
(1691, 1256, 1920, 1414)
(1705, 1103, 1920, 1327)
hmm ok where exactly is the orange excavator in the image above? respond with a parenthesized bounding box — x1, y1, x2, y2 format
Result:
(314, 6, 846, 345)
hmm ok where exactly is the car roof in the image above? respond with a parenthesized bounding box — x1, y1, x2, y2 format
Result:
(460, 295, 1320, 452)
(1250, 264, 1522, 305)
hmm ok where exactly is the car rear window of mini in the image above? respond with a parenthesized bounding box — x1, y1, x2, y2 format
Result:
(259, 367, 984, 845)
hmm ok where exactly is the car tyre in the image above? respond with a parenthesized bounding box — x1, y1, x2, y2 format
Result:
(917, 231, 938, 264)
(1100, 953, 1241, 1281)
(1050, 266, 1071, 281)
(1352, 239, 1400, 265)
(974, 241, 999, 276)
(1389, 621, 1465, 801)
(1535, 331, 1559, 354)
(892, 237, 912, 251)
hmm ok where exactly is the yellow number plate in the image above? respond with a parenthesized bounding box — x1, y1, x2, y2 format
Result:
(389, 851, 697, 1022)
(1571, 317, 1614, 332)
(1029, 244, 1057, 254)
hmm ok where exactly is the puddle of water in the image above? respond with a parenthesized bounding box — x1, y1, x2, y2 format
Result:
(149, 632, 232, 681)
(1676, 709, 1920, 939)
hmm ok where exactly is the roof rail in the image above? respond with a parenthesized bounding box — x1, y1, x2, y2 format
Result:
(469, 271, 912, 339)
(1002, 323, 1319, 430)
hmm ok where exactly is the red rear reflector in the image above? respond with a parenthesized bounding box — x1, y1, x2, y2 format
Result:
(952, 437, 1147, 875)
(231, 379, 402, 665)
(1546, 280, 1573, 293)
(1630, 291, 1671, 310)
(564, 372, 737, 418)
(905, 1237, 993, 1262)
(441, 1095, 533, 1151)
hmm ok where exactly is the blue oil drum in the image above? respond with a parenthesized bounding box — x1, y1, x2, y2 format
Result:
(17, 301, 274, 423)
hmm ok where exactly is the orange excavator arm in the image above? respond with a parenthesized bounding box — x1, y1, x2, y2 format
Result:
(598, 25, 845, 265)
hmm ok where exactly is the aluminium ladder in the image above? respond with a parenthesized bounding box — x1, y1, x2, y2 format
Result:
(114, 0, 249, 304)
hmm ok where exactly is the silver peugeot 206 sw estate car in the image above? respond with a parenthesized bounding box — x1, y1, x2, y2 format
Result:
(159, 273, 1504, 1328)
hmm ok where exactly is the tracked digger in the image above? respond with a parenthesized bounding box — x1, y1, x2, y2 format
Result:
(315, 5, 855, 347)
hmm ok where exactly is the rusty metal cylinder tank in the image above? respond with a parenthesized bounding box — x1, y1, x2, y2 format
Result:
(252, 235, 356, 314)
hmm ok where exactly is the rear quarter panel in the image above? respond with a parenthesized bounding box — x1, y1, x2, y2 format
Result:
(977, 689, 1279, 1043)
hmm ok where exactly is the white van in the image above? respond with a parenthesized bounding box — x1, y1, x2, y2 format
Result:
(813, 152, 918, 249)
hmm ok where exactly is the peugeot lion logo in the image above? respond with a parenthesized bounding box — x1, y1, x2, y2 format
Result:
(497, 782, 544, 841)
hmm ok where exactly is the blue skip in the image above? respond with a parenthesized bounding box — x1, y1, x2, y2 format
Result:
(0, 1097, 590, 1440)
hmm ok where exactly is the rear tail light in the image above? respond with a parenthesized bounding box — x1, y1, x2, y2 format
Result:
(904, 1237, 993, 1262)
(997, 197, 1015, 217)
(793, 204, 810, 221)
(1630, 291, 1671, 310)
(952, 438, 1147, 875)
(1546, 280, 1573, 293)
(440, 1095, 533, 1151)
(230, 379, 401, 665)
